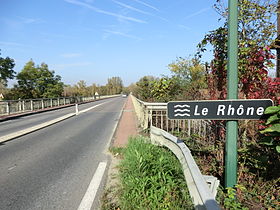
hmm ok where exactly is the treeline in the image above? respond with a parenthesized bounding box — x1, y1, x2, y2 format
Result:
(63, 77, 126, 97)
(0, 56, 126, 100)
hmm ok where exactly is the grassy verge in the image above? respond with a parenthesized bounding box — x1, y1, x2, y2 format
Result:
(102, 136, 193, 209)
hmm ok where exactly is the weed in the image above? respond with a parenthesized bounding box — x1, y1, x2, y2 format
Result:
(117, 136, 193, 209)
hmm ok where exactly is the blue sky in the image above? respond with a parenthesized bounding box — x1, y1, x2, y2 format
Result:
(1, 0, 223, 86)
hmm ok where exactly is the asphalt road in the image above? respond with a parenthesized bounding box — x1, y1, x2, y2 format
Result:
(0, 96, 126, 210)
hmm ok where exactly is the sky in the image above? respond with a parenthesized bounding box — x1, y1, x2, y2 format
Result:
(1, 0, 223, 86)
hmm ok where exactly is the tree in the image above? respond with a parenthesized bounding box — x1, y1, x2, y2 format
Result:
(89, 83, 98, 96)
(168, 57, 207, 100)
(106, 77, 123, 95)
(151, 76, 181, 102)
(0, 50, 16, 87)
(13, 60, 64, 99)
(73, 80, 90, 96)
(197, 0, 278, 100)
(135, 76, 157, 101)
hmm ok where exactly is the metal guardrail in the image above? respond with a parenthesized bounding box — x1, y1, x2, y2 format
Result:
(0, 95, 119, 117)
(150, 126, 220, 210)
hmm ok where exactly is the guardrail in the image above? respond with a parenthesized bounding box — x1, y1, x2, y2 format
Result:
(0, 95, 119, 117)
(150, 126, 220, 210)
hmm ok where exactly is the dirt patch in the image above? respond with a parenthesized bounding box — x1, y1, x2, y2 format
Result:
(101, 152, 122, 210)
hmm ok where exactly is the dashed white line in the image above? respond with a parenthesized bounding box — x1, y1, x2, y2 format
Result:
(78, 102, 105, 114)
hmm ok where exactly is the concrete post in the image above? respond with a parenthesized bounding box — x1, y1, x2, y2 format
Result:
(7, 102, 10, 115)
(75, 103, 79, 115)
(31, 100, 33, 111)
(23, 100, 25, 112)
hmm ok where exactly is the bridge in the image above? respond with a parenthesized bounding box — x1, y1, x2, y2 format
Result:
(0, 95, 220, 210)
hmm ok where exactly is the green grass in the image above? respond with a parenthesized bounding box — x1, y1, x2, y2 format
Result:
(117, 136, 193, 210)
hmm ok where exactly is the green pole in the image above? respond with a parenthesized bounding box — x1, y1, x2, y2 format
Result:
(225, 0, 238, 188)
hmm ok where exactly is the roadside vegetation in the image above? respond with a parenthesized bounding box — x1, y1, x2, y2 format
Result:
(102, 136, 193, 209)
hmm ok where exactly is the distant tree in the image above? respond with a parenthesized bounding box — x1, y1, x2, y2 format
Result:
(73, 80, 90, 96)
(126, 83, 137, 94)
(89, 83, 98, 96)
(106, 77, 123, 95)
(151, 76, 181, 102)
(0, 50, 16, 87)
(135, 76, 157, 101)
(98, 85, 108, 95)
(63, 84, 73, 97)
(168, 57, 207, 100)
(13, 60, 64, 99)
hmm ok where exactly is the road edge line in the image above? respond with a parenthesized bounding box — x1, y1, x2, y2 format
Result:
(77, 162, 107, 210)
(0, 113, 75, 144)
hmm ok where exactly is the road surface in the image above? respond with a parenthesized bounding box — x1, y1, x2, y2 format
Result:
(0, 96, 126, 210)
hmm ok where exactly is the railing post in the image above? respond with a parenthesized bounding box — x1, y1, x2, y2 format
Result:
(31, 100, 33, 111)
(75, 103, 79, 115)
(58, 98, 60, 106)
(41, 99, 44, 109)
(50, 98, 53, 107)
(19, 100, 21, 112)
(23, 100, 25, 112)
(7, 102, 10, 115)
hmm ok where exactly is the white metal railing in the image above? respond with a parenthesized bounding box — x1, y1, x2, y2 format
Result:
(150, 126, 220, 210)
(131, 95, 211, 138)
(0, 95, 119, 117)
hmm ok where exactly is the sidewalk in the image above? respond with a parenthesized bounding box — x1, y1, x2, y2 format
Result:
(113, 95, 138, 147)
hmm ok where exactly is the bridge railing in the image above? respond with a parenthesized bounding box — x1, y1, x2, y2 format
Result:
(0, 95, 119, 116)
(131, 95, 213, 139)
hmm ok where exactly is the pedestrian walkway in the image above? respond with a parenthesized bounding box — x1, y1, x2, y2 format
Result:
(113, 95, 138, 147)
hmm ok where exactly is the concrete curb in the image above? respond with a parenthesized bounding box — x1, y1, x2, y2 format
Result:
(0, 113, 75, 144)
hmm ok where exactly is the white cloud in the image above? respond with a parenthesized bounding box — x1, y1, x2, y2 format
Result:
(178, 24, 191, 31)
(184, 8, 210, 20)
(132, 0, 160, 12)
(103, 29, 142, 41)
(64, 0, 147, 23)
(60, 53, 82, 58)
(16, 16, 43, 24)
(112, 0, 152, 16)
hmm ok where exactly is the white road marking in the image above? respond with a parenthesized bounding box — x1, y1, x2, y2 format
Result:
(77, 162, 107, 210)
(8, 165, 17, 171)
(78, 102, 105, 114)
